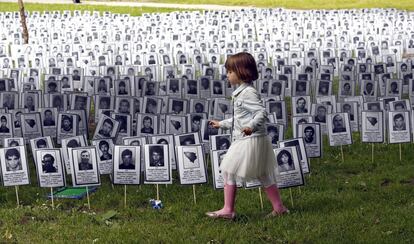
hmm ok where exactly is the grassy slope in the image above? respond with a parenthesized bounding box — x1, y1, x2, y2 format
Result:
(0, 138, 413, 243)
(0, 1, 414, 243)
(86, 0, 414, 11)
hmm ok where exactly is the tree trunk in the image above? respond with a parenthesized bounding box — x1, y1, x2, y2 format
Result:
(17, 0, 29, 44)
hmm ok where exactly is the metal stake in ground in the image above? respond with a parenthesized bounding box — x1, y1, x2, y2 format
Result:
(399, 144, 402, 161)
(258, 187, 264, 210)
(371, 143, 374, 163)
(192, 185, 197, 204)
(50, 187, 54, 209)
(124, 185, 127, 208)
(289, 188, 294, 208)
(86, 186, 91, 210)
(15, 185, 20, 207)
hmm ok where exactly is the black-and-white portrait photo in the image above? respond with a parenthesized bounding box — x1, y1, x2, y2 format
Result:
(3, 137, 24, 147)
(292, 96, 311, 116)
(91, 139, 114, 175)
(35, 149, 66, 188)
(176, 145, 207, 185)
(266, 123, 284, 145)
(70, 147, 100, 187)
(327, 113, 353, 146)
(279, 138, 310, 174)
(0, 113, 12, 145)
(273, 147, 304, 189)
(388, 111, 411, 144)
(93, 115, 119, 140)
(144, 144, 171, 184)
(21, 112, 43, 142)
(0, 146, 30, 186)
(210, 134, 231, 150)
(137, 114, 158, 136)
(149, 134, 177, 170)
(297, 123, 322, 158)
(361, 111, 384, 143)
(113, 145, 141, 185)
(210, 149, 228, 189)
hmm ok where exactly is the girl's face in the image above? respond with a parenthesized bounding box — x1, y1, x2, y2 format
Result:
(281, 154, 289, 164)
(227, 70, 240, 86)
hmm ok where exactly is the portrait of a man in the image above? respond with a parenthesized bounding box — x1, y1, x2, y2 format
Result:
(149, 146, 164, 167)
(98, 140, 112, 161)
(303, 126, 315, 144)
(393, 113, 406, 131)
(332, 114, 346, 133)
(296, 97, 308, 114)
(5, 148, 22, 171)
(78, 150, 93, 171)
(98, 119, 114, 137)
(119, 149, 135, 170)
(42, 153, 57, 173)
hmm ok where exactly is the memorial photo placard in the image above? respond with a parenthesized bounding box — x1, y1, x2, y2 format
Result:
(69, 147, 101, 187)
(21, 112, 43, 142)
(297, 123, 322, 158)
(113, 145, 141, 185)
(92, 139, 114, 175)
(327, 113, 353, 146)
(0, 113, 13, 146)
(57, 113, 79, 144)
(149, 134, 177, 170)
(278, 138, 310, 174)
(361, 111, 384, 143)
(387, 111, 411, 144)
(35, 149, 66, 188)
(176, 145, 207, 185)
(144, 144, 171, 184)
(0, 146, 30, 186)
(61, 135, 88, 174)
(274, 147, 304, 189)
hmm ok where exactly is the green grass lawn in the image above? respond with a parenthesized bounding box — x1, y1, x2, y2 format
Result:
(87, 0, 414, 11)
(0, 136, 413, 242)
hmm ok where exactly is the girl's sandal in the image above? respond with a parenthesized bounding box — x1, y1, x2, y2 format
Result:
(205, 211, 236, 220)
(265, 209, 290, 219)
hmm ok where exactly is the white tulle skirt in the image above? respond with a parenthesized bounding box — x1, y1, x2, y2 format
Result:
(220, 135, 277, 183)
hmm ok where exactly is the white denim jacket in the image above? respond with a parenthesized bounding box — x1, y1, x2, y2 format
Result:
(219, 83, 267, 141)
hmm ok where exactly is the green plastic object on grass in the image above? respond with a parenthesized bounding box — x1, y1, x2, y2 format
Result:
(48, 187, 98, 199)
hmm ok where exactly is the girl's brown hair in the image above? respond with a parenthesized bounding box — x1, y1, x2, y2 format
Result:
(224, 52, 258, 83)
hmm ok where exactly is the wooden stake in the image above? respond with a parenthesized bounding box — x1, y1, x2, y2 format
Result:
(86, 186, 91, 210)
(192, 185, 197, 204)
(109, 175, 114, 190)
(308, 158, 311, 178)
(50, 187, 54, 209)
(124, 185, 127, 208)
(371, 143, 374, 163)
(258, 187, 264, 210)
(156, 184, 160, 200)
(15, 185, 19, 207)
(340, 145, 344, 163)
(289, 188, 294, 208)
(399, 144, 402, 161)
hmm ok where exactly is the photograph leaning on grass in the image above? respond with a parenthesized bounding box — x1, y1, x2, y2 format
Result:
(0, 0, 413, 242)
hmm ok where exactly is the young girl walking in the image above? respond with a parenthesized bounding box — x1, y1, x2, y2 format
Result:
(206, 52, 288, 219)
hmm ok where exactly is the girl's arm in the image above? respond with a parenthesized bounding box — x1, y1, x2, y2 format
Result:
(243, 88, 267, 132)
(209, 118, 233, 129)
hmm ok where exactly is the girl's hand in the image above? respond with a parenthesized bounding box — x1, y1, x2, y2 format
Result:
(241, 127, 253, 136)
(209, 120, 220, 129)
